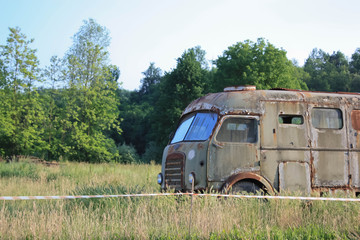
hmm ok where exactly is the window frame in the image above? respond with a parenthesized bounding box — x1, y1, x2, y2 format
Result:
(215, 115, 259, 144)
(170, 111, 219, 144)
(311, 107, 343, 130)
(278, 114, 304, 125)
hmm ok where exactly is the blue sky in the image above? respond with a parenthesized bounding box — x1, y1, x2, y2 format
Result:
(1, 0, 360, 90)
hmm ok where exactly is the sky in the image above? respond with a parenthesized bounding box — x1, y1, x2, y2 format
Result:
(1, 0, 360, 90)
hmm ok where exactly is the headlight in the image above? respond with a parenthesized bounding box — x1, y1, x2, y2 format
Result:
(157, 173, 163, 185)
(189, 172, 195, 184)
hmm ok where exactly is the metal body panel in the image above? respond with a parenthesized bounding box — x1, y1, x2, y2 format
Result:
(208, 115, 260, 182)
(162, 141, 209, 191)
(279, 161, 311, 193)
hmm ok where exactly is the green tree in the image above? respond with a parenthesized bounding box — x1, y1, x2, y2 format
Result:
(62, 19, 121, 162)
(304, 49, 350, 92)
(0, 59, 6, 87)
(350, 48, 360, 92)
(0, 27, 45, 157)
(117, 63, 162, 157)
(150, 47, 208, 161)
(41, 56, 65, 160)
(212, 38, 308, 92)
(139, 62, 162, 96)
(350, 49, 360, 75)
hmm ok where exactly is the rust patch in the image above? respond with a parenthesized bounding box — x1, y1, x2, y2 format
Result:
(273, 129, 277, 145)
(310, 151, 315, 187)
(351, 110, 360, 130)
(166, 152, 185, 161)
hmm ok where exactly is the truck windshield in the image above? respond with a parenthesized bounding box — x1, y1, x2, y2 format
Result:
(171, 112, 218, 144)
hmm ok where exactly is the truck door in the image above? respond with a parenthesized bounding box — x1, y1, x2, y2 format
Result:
(208, 115, 260, 182)
(308, 105, 349, 188)
(346, 106, 360, 188)
(260, 101, 311, 193)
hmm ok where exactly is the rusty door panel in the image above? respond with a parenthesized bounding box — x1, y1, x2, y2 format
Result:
(208, 116, 259, 181)
(261, 150, 310, 191)
(260, 102, 278, 148)
(261, 101, 309, 149)
(209, 143, 258, 180)
(346, 107, 360, 187)
(277, 102, 308, 148)
(308, 104, 349, 188)
(312, 151, 349, 187)
(350, 152, 360, 187)
(279, 161, 311, 193)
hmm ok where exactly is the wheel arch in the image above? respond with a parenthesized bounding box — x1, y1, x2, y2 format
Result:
(222, 172, 275, 195)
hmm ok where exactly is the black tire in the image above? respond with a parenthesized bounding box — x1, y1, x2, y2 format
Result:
(229, 181, 264, 195)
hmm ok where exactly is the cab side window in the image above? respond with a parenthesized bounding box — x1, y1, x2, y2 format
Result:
(216, 118, 257, 143)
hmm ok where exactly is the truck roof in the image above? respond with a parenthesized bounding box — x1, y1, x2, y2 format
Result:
(182, 88, 360, 117)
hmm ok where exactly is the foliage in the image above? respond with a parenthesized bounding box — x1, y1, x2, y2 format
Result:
(116, 143, 140, 164)
(151, 46, 208, 156)
(0, 27, 46, 157)
(212, 38, 308, 92)
(304, 49, 351, 92)
(53, 19, 121, 162)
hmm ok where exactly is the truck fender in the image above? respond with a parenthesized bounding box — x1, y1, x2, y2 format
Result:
(222, 172, 275, 195)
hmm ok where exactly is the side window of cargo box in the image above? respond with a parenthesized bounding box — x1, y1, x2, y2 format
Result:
(311, 108, 343, 129)
(278, 115, 304, 125)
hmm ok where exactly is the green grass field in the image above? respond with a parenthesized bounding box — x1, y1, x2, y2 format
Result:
(0, 159, 360, 239)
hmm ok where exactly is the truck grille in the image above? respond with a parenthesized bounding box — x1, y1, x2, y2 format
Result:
(165, 152, 185, 191)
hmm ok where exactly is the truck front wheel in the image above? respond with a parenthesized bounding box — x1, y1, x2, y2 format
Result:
(229, 180, 265, 195)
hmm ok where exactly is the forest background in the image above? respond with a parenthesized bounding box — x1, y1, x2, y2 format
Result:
(1, 19, 360, 164)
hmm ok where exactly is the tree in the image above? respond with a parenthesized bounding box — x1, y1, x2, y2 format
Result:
(61, 19, 121, 162)
(304, 49, 350, 92)
(139, 62, 162, 96)
(150, 47, 209, 161)
(116, 63, 162, 157)
(212, 38, 308, 92)
(349, 48, 360, 92)
(40, 56, 65, 160)
(350, 48, 360, 75)
(0, 27, 45, 157)
(0, 59, 6, 88)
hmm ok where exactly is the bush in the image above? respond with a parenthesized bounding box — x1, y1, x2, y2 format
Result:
(116, 144, 140, 164)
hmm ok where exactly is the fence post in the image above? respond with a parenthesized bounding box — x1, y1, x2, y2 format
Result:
(188, 179, 194, 238)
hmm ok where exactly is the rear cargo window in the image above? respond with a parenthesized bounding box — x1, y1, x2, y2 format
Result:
(216, 118, 257, 143)
(311, 108, 343, 129)
(279, 115, 304, 125)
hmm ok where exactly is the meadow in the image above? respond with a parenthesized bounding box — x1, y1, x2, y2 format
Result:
(0, 159, 360, 239)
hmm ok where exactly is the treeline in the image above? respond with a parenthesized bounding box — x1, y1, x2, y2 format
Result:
(1, 19, 360, 163)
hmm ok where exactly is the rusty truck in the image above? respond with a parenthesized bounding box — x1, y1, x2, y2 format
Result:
(157, 86, 360, 196)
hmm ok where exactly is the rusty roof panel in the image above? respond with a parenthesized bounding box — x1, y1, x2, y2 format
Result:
(182, 89, 360, 117)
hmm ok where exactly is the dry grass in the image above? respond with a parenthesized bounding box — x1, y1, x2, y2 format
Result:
(0, 160, 360, 239)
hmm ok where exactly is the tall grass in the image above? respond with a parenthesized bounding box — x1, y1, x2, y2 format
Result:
(0, 160, 360, 239)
